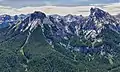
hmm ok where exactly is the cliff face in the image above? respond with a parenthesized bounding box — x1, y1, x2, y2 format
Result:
(0, 8, 120, 72)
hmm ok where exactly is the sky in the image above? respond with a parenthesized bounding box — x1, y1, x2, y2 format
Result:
(0, 0, 119, 8)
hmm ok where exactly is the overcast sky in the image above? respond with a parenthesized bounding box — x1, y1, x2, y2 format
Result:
(0, 0, 119, 8)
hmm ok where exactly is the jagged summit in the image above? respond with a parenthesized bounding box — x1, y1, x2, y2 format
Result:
(30, 11, 46, 21)
(1, 7, 120, 72)
(0, 7, 120, 69)
(0, 7, 116, 29)
(1, 8, 120, 56)
(90, 7, 107, 18)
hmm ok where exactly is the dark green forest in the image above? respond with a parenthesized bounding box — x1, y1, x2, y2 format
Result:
(0, 26, 120, 72)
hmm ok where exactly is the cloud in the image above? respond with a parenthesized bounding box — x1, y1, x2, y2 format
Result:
(0, 0, 119, 8)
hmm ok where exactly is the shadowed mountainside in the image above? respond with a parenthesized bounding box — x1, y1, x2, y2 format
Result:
(0, 8, 120, 72)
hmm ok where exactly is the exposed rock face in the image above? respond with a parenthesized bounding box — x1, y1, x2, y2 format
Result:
(1, 8, 120, 55)
(1, 8, 120, 72)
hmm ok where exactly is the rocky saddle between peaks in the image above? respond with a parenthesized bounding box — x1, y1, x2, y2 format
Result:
(0, 8, 120, 72)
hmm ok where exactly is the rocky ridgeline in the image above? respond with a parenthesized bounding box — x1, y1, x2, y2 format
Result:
(1, 8, 120, 60)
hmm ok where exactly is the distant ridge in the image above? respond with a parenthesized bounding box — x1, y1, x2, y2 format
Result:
(0, 7, 120, 72)
(1, 7, 120, 57)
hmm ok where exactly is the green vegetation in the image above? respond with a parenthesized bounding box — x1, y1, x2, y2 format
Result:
(0, 26, 120, 72)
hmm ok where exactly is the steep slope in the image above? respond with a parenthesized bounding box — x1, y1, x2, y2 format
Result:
(0, 8, 120, 72)
(42, 8, 120, 57)
(0, 11, 79, 72)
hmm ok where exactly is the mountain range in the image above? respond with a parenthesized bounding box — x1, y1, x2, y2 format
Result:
(0, 8, 120, 72)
